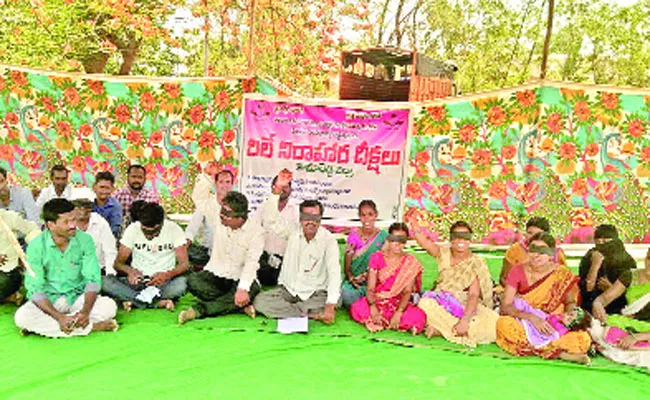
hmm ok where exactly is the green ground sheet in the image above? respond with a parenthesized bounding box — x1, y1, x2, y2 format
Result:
(0, 250, 648, 399)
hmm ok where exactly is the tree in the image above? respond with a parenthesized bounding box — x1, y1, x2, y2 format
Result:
(550, 0, 650, 87)
(540, 0, 555, 78)
(417, 0, 546, 93)
(367, 0, 425, 49)
(178, 0, 372, 95)
(0, 0, 183, 75)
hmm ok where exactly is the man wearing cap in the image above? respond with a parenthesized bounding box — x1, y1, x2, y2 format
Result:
(177, 172, 264, 324)
(71, 190, 117, 276)
(579, 224, 636, 322)
(253, 169, 341, 325)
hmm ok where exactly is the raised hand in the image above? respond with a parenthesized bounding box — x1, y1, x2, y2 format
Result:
(272, 169, 293, 194)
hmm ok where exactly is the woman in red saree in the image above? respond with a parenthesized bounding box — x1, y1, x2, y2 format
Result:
(350, 223, 426, 334)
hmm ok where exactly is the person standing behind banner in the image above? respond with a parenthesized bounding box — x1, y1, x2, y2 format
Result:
(341, 199, 388, 308)
(254, 169, 341, 324)
(255, 175, 298, 286)
(14, 199, 118, 337)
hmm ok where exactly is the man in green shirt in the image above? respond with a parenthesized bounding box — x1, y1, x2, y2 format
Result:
(14, 199, 118, 337)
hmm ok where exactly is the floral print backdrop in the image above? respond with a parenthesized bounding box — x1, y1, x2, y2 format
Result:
(1, 65, 648, 242)
(0, 65, 274, 213)
(407, 83, 650, 244)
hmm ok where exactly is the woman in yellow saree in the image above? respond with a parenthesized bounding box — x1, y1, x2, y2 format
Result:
(410, 220, 499, 347)
(497, 232, 592, 363)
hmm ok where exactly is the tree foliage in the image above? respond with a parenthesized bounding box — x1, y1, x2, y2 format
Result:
(0, 0, 183, 75)
(181, 0, 371, 95)
(1, 0, 650, 95)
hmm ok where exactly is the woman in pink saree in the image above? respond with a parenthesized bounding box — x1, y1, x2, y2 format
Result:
(350, 223, 426, 334)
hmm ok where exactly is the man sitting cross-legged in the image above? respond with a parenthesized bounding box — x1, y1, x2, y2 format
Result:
(102, 202, 188, 311)
(14, 199, 118, 337)
(253, 169, 341, 324)
(178, 172, 264, 325)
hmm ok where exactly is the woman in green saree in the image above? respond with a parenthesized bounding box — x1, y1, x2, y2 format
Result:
(341, 200, 388, 308)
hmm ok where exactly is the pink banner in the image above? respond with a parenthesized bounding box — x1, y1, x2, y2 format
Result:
(241, 97, 410, 220)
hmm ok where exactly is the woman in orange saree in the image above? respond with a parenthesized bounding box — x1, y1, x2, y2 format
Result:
(497, 232, 592, 364)
(499, 217, 567, 287)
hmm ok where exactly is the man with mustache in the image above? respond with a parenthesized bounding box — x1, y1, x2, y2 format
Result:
(0, 167, 40, 223)
(14, 199, 118, 337)
(113, 165, 159, 234)
(254, 169, 341, 324)
(178, 170, 264, 324)
(35, 165, 73, 213)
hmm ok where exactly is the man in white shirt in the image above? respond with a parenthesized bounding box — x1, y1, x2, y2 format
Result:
(102, 202, 188, 311)
(0, 168, 40, 223)
(178, 173, 264, 325)
(185, 210, 213, 269)
(35, 165, 73, 211)
(72, 197, 117, 276)
(0, 209, 40, 304)
(185, 168, 233, 270)
(253, 170, 341, 324)
(255, 175, 299, 286)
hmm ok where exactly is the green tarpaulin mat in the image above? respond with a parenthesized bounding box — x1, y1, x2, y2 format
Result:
(1, 250, 648, 399)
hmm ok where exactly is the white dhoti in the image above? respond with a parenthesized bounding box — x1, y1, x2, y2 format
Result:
(14, 295, 117, 338)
